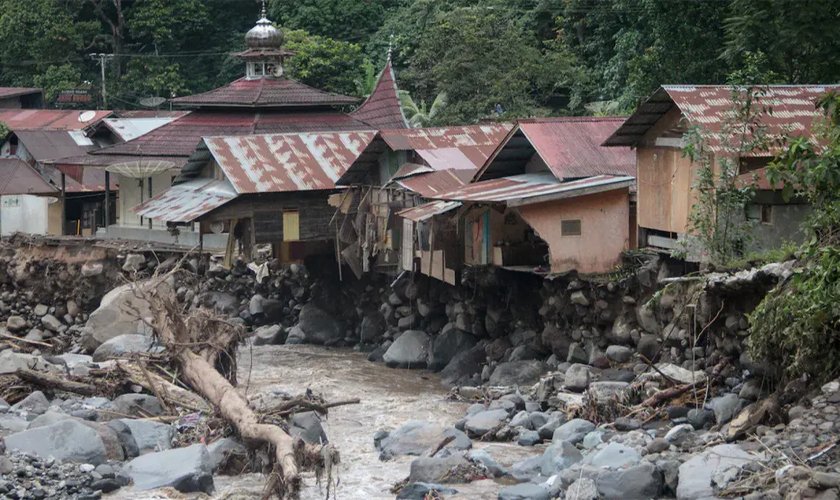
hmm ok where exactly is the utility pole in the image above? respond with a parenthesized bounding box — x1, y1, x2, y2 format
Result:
(89, 53, 114, 109)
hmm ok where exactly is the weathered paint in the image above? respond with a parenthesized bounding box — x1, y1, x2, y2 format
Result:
(636, 147, 696, 234)
(0, 195, 54, 236)
(517, 189, 630, 274)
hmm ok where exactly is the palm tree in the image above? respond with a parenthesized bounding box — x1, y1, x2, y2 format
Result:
(354, 59, 378, 98)
(399, 91, 447, 128)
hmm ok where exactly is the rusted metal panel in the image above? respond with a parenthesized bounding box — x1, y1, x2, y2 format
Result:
(351, 60, 408, 129)
(515, 118, 636, 179)
(134, 178, 237, 223)
(434, 174, 634, 205)
(0, 158, 57, 195)
(605, 85, 840, 149)
(397, 200, 461, 222)
(204, 131, 376, 194)
(393, 169, 473, 198)
(0, 110, 111, 130)
(14, 130, 97, 162)
(381, 124, 512, 159)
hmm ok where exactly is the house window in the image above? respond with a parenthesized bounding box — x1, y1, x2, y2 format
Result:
(282, 209, 300, 241)
(746, 204, 773, 225)
(561, 219, 582, 236)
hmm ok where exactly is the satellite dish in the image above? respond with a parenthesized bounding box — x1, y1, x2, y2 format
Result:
(78, 110, 97, 123)
(272, 65, 284, 78)
(210, 221, 225, 234)
(139, 97, 167, 108)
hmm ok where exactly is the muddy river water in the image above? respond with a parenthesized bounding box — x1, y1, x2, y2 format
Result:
(209, 344, 533, 499)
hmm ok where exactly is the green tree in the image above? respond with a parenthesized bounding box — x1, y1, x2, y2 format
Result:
(399, 91, 447, 127)
(269, 0, 402, 43)
(284, 30, 365, 96)
(34, 64, 87, 103)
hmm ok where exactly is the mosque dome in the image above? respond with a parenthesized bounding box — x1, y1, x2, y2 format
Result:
(245, 11, 283, 49)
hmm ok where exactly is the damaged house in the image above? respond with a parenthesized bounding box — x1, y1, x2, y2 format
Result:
(603, 84, 839, 259)
(333, 124, 513, 277)
(134, 131, 378, 262)
(399, 117, 637, 282)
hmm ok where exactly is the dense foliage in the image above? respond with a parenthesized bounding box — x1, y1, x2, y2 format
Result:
(749, 93, 840, 382)
(0, 0, 837, 123)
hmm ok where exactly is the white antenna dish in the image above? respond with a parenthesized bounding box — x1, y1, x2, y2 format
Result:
(78, 110, 97, 123)
(139, 97, 167, 108)
(210, 221, 225, 234)
(272, 65, 284, 78)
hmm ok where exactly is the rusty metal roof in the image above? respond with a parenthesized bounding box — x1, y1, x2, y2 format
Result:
(0, 109, 111, 131)
(432, 173, 634, 207)
(134, 178, 238, 223)
(393, 169, 474, 198)
(204, 131, 376, 193)
(0, 87, 42, 100)
(0, 158, 56, 195)
(14, 130, 97, 162)
(170, 77, 358, 109)
(397, 200, 462, 222)
(475, 117, 635, 181)
(351, 60, 408, 129)
(604, 85, 840, 149)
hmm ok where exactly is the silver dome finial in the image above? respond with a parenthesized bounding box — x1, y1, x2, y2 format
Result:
(260, 0, 267, 19)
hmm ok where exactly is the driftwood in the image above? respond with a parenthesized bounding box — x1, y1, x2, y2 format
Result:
(14, 368, 102, 396)
(116, 360, 210, 413)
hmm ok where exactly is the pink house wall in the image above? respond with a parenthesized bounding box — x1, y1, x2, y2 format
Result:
(516, 189, 630, 274)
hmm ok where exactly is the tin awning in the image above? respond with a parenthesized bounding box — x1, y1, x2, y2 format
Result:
(397, 200, 462, 222)
(134, 178, 237, 223)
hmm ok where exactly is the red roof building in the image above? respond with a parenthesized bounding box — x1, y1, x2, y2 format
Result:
(351, 60, 408, 129)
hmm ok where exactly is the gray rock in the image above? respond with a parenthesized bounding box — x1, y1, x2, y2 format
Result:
(541, 440, 583, 475)
(596, 462, 662, 498)
(377, 421, 471, 460)
(537, 417, 565, 440)
(27, 410, 73, 429)
(360, 312, 387, 343)
(41, 314, 62, 333)
(287, 303, 343, 345)
(509, 410, 532, 429)
(606, 345, 633, 363)
(647, 438, 670, 454)
(5, 419, 114, 464)
(637, 334, 660, 361)
(566, 342, 589, 364)
(6, 315, 27, 332)
(429, 329, 476, 372)
(0, 397, 9, 412)
(567, 477, 599, 500)
(498, 482, 551, 500)
(708, 393, 741, 424)
(517, 430, 541, 446)
(440, 344, 485, 386)
(81, 281, 156, 351)
(464, 409, 509, 437)
(408, 454, 470, 483)
(104, 394, 163, 419)
(252, 324, 286, 346)
(397, 482, 458, 499)
(552, 418, 595, 445)
(120, 443, 214, 493)
(570, 291, 590, 306)
(0, 455, 12, 474)
(0, 350, 53, 375)
(677, 444, 753, 499)
(564, 364, 591, 392)
(585, 442, 641, 468)
(467, 449, 507, 477)
(664, 423, 695, 443)
(92, 334, 163, 362)
(738, 379, 765, 401)
(207, 437, 247, 474)
(289, 411, 328, 445)
(588, 381, 630, 403)
(383, 330, 431, 369)
(510, 455, 545, 481)
(10, 391, 50, 417)
(489, 361, 544, 386)
(614, 417, 641, 431)
(108, 418, 173, 457)
(687, 408, 715, 429)
(0, 414, 29, 433)
(122, 254, 147, 272)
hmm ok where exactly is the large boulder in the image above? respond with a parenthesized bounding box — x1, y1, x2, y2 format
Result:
(440, 344, 485, 386)
(541, 440, 583, 475)
(552, 419, 595, 445)
(676, 444, 753, 499)
(81, 281, 156, 351)
(383, 330, 431, 369)
(120, 443, 214, 493)
(397, 482, 459, 499)
(252, 324, 286, 346)
(103, 394, 163, 419)
(408, 454, 470, 483)
(489, 361, 544, 386)
(286, 303, 343, 345)
(92, 334, 163, 362)
(289, 411, 328, 445)
(464, 409, 509, 437)
(4, 419, 121, 464)
(107, 418, 173, 457)
(428, 328, 477, 372)
(498, 482, 551, 500)
(360, 312, 388, 344)
(207, 437, 248, 474)
(0, 350, 55, 375)
(595, 462, 662, 498)
(376, 421, 471, 460)
(10, 391, 50, 417)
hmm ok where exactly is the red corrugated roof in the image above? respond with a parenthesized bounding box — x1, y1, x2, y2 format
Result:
(513, 117, 636, 179)
(0, 109, 111, 131)
(0, 158, 56, 195)
(398, 200, 462, 222)
(433, 173, 634, 206)
(204, 131, 376, 193)
(393, 169, 473, 198)
(351, 60, 408, 129)
(170, 77, 358, 109)
(0, 87, 42, 100)
(92, 110, 372, 159)
(381, 124, 512, 156)
(15, 130, 96, 162)
(604, 85, 840, 150)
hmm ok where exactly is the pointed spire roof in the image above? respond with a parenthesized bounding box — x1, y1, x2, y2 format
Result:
(352, 59, 408, 129)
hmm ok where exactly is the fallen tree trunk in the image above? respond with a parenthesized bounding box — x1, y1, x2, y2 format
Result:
(14, 368, 102, 396)
(116, 360, 210, 413)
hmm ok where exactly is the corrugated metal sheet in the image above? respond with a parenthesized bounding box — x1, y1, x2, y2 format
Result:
(102, 117, 181, 142)
(415, 147, 485, 171)
(0, 87, 42, 99)
(391, 162, 434, 180)
(515, 118, 635, 179)
(0, 158, 56, 195)
(433, 173, 634, 205)
(171, 77, 358, 108)
(0, 109, 111, 131)
(394, 169, 474, 198)
(351, 60, 408, 129)
(134, 178, 237, 223)
(382, 124, 512, 157)
(604, 85, 840, 148)
(397, 200, 461, 222)
(205, 131, 376, 193)
(15, 130, 97, 162)
(94, 110, 372, 158)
